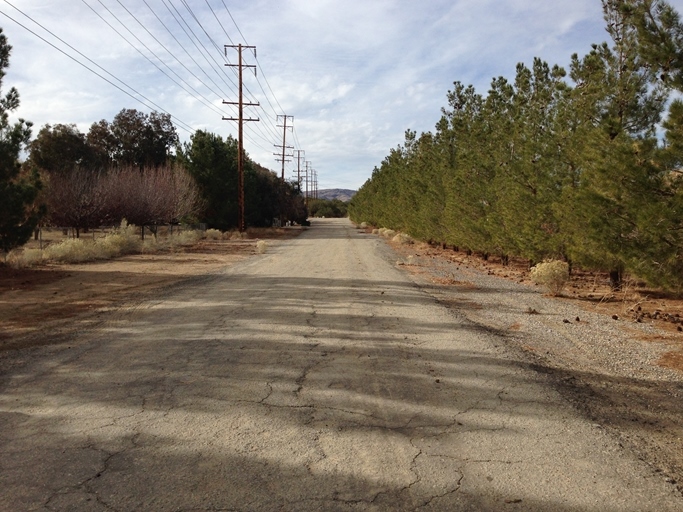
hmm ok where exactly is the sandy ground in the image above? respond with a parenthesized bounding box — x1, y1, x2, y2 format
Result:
(0, 229, 299, 351)
(0, 219, 682, 510)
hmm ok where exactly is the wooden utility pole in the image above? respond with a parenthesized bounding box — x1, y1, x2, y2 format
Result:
(304, 161, 311, 206)
(223, 44, 259, 232)
(273, 115, 293, 181)
(312, 169, 318, 199)
(294, 149, 305, 193)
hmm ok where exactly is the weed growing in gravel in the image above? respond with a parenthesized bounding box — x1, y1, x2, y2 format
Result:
(256, 240, 267, 254)
(530, 260, 570, 296)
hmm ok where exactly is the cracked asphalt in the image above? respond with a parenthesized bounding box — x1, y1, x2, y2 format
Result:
(1, 218, 681, 511)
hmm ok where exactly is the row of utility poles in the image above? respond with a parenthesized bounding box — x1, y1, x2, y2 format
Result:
(223, 44, 318, 230)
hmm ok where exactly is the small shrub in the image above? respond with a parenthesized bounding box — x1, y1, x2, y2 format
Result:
(7, 248, 43, 268)
(172, 230, 201, 247)
(530, 260, 570, 296)
(392, 233, 414, 245)
(98, 220, 142, 257)
(142, 237, 165, 253)
(204, 228, 223, 240)
(372, 229, 380, 235)
(359, 222, 368, 229)
(20, 248, 44, 267)
(256, 240, 267, 254)
(44, 238, 92, 263)
(228, 230, 246, 240)
(383, 229, 396, 238)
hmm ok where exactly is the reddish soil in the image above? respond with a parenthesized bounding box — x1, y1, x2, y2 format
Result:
(386, 237, 683, 373)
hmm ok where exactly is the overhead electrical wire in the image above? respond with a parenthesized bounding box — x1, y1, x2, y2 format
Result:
(160, 0, 279, 151)
(1, 0, 311, 176)
(174, 0, 284, 151)
(84, 0, 227, 120)
(0, 1, 196, 134)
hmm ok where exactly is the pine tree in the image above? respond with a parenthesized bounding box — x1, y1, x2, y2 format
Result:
(561, 0, 668, 288)
(0, 28, 42, 258)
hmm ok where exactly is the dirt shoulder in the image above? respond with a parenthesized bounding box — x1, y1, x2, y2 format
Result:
(0, 227, 304, 352)
(383, 233, 683, 495)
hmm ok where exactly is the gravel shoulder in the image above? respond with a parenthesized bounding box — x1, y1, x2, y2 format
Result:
(387, 234, 683, 495)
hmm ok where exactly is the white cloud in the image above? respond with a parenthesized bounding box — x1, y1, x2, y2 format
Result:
(2, 0, 681, 190)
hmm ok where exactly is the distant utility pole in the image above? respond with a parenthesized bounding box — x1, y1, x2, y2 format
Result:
(273, 115, 293, 181)
(305, 161, 311, 206)
(294, 149, 305, 193)
(223, 44, 259, 232)
(312, 169, 318, 199)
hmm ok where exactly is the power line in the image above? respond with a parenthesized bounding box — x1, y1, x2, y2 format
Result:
(85, 0, 228, 120)
(0, 1, 196, 133)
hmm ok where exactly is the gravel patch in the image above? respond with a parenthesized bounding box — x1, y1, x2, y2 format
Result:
(393, 245, 683, 495)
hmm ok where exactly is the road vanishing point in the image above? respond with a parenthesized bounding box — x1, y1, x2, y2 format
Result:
(1, 218, 681, 511)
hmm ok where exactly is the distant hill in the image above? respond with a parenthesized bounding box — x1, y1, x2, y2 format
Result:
(317, 189, 356, 202)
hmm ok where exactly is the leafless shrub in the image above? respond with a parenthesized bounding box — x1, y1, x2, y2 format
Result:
(45, 168, 108, 237)
(98, 164, 202, 231)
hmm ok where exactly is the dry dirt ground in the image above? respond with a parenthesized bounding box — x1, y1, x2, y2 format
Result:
(381, 234, 683, 494)
(383, 239, 683, 372)
(0, 227, 302, 352)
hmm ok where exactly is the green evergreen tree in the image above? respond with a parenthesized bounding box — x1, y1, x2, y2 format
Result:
(563, 0, 668, 287)
(0, 28, 42, 257)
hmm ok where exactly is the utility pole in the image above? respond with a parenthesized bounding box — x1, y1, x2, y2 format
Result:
(273, 115, 293, 181)
(223, 44, 259, 232)
(312, 169, 318, 199)
(273, 115, 293, 226)
(304, 161, 311, 206)
(293, 150, 304, 194)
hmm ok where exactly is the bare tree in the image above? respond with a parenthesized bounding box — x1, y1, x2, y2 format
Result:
(45, 168, 107, 237)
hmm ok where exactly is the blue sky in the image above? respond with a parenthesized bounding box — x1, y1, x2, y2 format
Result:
(2, 0, 681, 190)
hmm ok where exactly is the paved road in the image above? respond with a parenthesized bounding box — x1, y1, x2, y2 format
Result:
(1, 218, 680, 511)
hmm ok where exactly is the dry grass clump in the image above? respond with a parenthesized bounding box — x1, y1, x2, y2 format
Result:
(378, 228, 396, 238)
(98, 221, 141, 257)
(228, 230, 247, 240)
(6, 221, 204, 267)
(392, 233, 414, 245)
(6, 248, 44, 268)
(530, 260, 570, 296)
(359, 222, 368, 229)
(203, 228, 224, 240)
(173, 230, 202, 246)
(256, 240, 267, 254)
(372, 229, 380, 235)
(43, 238, 94, 263)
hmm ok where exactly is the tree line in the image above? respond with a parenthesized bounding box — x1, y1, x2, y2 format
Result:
(0, 26, 306, 255)
(349, 0, 683, 291)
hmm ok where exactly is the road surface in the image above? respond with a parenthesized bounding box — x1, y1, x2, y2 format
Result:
(0, 218, 680, 511)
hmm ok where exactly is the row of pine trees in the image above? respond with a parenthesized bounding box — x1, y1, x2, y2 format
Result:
(349, 0, 683, 291)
